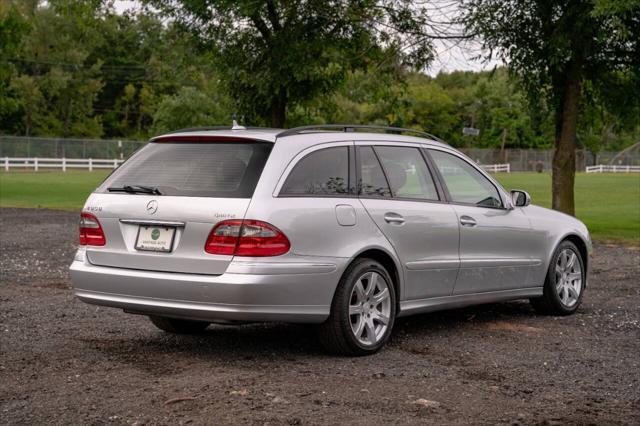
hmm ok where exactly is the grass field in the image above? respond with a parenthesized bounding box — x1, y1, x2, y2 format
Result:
(1, 170, 638, 242)
(0, 171, 110, 211)
(494, 173, 639, 242)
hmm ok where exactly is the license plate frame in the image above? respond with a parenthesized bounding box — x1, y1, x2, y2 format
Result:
(134, 225, 176, 253)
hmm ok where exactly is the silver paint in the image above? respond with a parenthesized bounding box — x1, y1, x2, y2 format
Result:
(70, 127, 592, 324)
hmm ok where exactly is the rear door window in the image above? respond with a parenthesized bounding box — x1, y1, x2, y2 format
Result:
(280, 147, 350, 196)
(98, 142, 272, 198)
(374, 146, 439, 200)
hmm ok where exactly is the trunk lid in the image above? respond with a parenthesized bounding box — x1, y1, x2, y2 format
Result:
(82, 139, 272, 275)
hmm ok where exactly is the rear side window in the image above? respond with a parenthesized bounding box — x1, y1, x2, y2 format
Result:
(98, 142, 272, 198)
(280, 147, 350, 196)
(375, 146, 439, 200)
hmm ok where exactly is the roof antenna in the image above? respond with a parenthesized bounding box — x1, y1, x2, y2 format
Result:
(231, 114, 246, 130)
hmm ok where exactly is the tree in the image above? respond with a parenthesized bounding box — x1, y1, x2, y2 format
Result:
(7, 0, 106, 137)
(0, 2, 30, 133)
(402, 74, 458, 137)
(145, 0, 442, 127)
(9, 74, 44, 136)
(151, 86, 230, 135)
(461, 0, 640, 215)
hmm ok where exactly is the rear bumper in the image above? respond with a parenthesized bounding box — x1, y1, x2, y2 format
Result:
(69, 253, 347, 323)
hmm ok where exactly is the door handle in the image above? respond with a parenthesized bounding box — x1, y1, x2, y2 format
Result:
(384, 212, 405, 225)
(460, 215, 477, 227)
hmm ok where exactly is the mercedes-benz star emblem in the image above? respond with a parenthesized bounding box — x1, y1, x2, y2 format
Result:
(146, 200, 158, 215)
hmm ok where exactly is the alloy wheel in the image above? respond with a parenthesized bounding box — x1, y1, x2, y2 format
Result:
(554, 248, 583, 307)
(348, 271, 392, 346)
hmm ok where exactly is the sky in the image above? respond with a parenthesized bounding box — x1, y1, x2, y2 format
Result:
(428, 39, 501, 76)
(113, 0, 502, 76)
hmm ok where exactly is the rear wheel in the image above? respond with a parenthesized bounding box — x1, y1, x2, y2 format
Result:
(318, 258, 396, 356)
(530, 240, 585, 315)
(148, 316, 210, 334)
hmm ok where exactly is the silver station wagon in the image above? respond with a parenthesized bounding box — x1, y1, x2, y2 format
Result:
(70, 124, 591, 355)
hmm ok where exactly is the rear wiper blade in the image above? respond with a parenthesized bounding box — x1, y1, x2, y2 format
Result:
(107, 185, 162, 195)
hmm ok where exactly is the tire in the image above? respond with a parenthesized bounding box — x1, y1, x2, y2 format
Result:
(318, 258, 397, 356)
(530, 240, 585, 315)
(148, 316, 210, 334)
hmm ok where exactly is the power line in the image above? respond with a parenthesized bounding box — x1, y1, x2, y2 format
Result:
(1, 59, 206, 87)
(3, 58, 153, 70)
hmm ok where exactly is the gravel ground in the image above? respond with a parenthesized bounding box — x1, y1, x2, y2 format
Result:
(1, 207, 639, 425)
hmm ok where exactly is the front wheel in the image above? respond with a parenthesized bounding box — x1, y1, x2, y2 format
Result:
(318, 258, 396, 356)
(148, 316, 210, 334)
(530, 240, 585, 315)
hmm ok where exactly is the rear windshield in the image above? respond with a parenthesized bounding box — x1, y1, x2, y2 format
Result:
(98, 141, 272, 198)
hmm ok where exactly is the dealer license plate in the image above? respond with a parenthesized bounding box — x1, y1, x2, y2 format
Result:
(135, 226, 176, 252)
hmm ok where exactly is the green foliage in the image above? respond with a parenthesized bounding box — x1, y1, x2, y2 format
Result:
(459, 1, 640, 149)
(461, 0, 640, 108)
(0, 0, 225, 139)
(151, 86, 230, 135)
(0, 2, 31, 131)
(144, 0, 439, 127)
(3, 0, 105, 137)
(289, 68, 561, 149)
(0, 0, 636, 153)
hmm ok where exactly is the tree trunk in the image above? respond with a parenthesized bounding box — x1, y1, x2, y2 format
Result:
(552, 59, 582, 216)
(500, 128, 507, 163)
(270, 90, 286, 128)
(25, 112, 32, 137)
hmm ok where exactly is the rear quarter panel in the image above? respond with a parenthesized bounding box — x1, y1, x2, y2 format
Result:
(244, 138, 405, 299)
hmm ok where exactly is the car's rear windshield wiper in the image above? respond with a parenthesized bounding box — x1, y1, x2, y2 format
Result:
(107, 185, 162, 195)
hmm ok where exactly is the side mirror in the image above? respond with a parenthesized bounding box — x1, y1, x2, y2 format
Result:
(510, 190, 531, 207)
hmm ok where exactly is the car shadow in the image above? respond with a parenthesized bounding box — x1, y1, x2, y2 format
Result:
(393, 299, 539, 334)
(78, 300, 542, 368)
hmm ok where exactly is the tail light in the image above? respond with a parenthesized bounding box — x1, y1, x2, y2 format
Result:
(79, 212, 106, 246)
(205, 219, 290, 257)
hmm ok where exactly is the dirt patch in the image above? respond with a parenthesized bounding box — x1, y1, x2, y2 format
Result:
(1, 207, 639, 425)
(483, 321, 543, 333)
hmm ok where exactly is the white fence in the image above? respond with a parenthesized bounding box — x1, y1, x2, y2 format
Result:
(3, 157, 123, 172)
(3, 157, 512, 174)
(586, 164, 640, 173)
(480, 163, 511, 173)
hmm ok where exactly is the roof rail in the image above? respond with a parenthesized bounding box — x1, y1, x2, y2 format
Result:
(276, 124, 445, 142)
